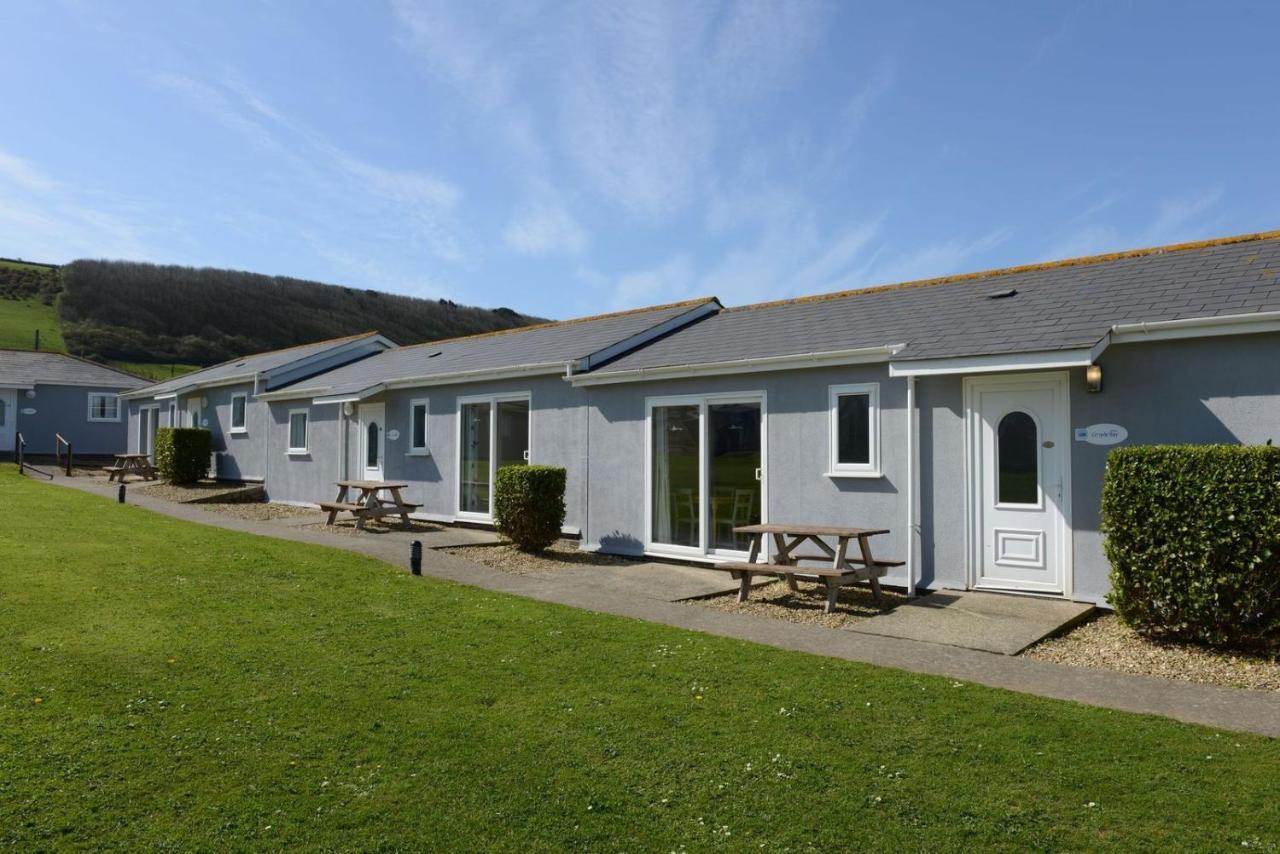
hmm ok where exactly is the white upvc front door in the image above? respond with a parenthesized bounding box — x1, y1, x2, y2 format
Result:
(966, 372, 1071, 596)
(0, 389, 16, 453)
(359, 403, 385, 481)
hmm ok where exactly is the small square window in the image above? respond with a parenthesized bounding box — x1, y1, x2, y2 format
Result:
(230, 394, 248, 433)
(87, 393, 120, 422)
(288, 410, 309, 454)
(409, 399, 429, 453)
(828, 383, 880, 477)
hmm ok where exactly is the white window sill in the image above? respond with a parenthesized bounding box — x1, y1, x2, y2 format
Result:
(286, 450, 309, 457)
(88, 418, 121, 423)
(229, 428, 248, 435)
(824, 470, 884, 479)
(406, 449, 432, 457)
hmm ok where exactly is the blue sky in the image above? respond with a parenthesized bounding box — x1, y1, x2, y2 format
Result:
(2, 2, 1278, 319)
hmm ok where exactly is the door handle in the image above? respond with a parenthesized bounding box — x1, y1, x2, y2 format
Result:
(754, 467, 762, 482)
(523, 449, 530, 462)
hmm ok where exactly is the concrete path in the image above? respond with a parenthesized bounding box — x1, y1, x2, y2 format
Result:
(37, 473, 1280, 738)
(851, 590, 1095, 655)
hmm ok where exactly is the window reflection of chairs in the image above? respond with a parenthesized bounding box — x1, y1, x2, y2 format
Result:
(714, 488, 756, 550)
(674, 487, 698, 546)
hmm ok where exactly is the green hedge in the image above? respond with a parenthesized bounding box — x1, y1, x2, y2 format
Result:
(493, 465, 566, 552)
(154, 427, 212, 485)
(1102, 445, 1280, 649)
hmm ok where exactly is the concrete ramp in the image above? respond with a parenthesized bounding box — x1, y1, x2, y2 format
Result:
(849, 590, 1094, 655)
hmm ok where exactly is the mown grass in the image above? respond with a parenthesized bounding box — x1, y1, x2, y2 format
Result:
(0, 468, 1276, 850)
(0, 297, 65, 352)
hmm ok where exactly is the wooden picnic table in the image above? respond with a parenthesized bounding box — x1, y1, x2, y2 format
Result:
(319, 480, 420, 530)
(713, 522, 903, 613)
(106, 453, 157, 483)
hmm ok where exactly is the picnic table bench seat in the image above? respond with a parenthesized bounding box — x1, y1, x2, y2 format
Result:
(722, 522, 902, 613)
(318, 501, 367, 513)
(321, 481, 419, 529)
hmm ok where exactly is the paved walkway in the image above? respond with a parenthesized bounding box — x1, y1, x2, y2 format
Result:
(41, 473, 1280, 738)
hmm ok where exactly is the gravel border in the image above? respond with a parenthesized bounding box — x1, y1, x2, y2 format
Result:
(1024, 614, 1279, 692)
(685, 579, 906, 629)
(303, 518, 444, 537)
(199, 502, 321, 522)
(439, 540, 638, 576)
(133, 481, 249, 503)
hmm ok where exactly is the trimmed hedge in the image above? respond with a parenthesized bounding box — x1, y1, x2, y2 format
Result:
(154, 427, 212, 485)
(493, 465, 566, 552)
(1102, 444, 1280, 649)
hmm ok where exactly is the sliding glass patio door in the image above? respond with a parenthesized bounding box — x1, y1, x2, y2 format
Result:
(648, 394, 764, 559)
(458, 393, 530, 520)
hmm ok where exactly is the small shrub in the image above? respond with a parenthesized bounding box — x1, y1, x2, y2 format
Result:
(493, 465, 566, 552)
(154, 427, 212, 485)
(1102, 444, 1280, 650)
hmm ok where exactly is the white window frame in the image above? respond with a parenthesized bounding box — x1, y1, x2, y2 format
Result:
(827, 382, 881, 478)
(229, 393, 249, 434)
(87, 392, 121, 423)
(287, 409, 310, 455)
(643, 390, 769, 562)
(455, 391, 532, 523)
(168, 403, 177, 426)
(407, 398, 430, 455)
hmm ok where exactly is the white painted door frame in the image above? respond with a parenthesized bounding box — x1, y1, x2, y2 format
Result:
(359, 403, 386, 482)
(643, 390, 769, 563)
(455, 391, 532, 523)
(0, 388, 16, 453)
(963, 371, 1073, 598)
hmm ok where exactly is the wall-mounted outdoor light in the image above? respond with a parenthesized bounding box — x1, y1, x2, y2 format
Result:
(343, 402, 354, 416)
(24, 389, 35, 399)
(1086, 363, 1103, 393)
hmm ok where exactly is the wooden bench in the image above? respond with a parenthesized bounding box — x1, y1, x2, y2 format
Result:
(725, 523, 903, 613)
(320, 482, 420, 528)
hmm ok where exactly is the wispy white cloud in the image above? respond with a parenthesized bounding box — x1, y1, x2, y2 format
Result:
(1142, 185, 1225, 244)
(0, 150, 60, 193)
(854, 228, 1013, 288)
(504, 202, 587, 257)
(149, 71, 467, 266)
(1044, 224, 1123, 261)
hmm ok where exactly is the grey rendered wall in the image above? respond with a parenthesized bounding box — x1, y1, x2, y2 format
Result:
(18, 384, 130, 455)
(262, 374, 590, 528)
(1067, 331, 1280, 603)
(199, 383, 269, 480)
(913, 375, 967, 590)
(264, 402, 344, 503)
(582, 365, 914, 579)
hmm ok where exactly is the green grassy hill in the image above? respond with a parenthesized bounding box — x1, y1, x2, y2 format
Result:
(0, 258, 545, 377)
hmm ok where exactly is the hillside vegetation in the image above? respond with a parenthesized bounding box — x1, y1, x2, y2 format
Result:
(0, 259, 544, 368)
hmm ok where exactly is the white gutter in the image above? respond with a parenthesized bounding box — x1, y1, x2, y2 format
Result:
(569, 345, 905, 387)
(1108, 310, 1280, 344)
(888, 345, 1102, 378)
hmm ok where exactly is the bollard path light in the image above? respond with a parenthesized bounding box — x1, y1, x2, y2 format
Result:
(410, 540, 423, 575)
(117, 483, 126, 504)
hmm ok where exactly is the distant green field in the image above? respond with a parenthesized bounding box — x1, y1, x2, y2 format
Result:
(107, 361, 202, 382)
(0, 298, 66, 352)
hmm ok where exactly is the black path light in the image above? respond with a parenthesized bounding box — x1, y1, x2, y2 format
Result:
(117, 483, 126, 504)
(410, 540, 422, 575)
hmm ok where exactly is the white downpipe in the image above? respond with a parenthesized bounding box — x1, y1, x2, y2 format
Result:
(339, 406, 348, 481)
(905, 375, 917, 596)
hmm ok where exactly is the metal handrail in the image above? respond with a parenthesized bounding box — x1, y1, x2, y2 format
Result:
(54, 433, 72, 476)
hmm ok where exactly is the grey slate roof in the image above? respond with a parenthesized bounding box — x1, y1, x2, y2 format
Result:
(592, 232, 1280, 374)
(0, 349, 146, 389)
(275, 299, 718, 398)
(131, 332, 386, 397)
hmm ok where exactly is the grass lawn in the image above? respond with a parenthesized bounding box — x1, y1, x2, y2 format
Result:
(107, 360, 203, 382)
(0, 297, 65, 352)
(1, 469, 1276, 850)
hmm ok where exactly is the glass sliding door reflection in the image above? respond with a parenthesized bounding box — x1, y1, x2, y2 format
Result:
(651, 405, 700, 548)
(496, 400, 530, 472)
(460, 402, 491, 514)
(709, 402, 761, 552)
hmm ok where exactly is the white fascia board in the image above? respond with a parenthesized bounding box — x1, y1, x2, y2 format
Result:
(1108, 310, 1280, 344)
(261, 362, 566, 402)
(0, 383, 35, 391)
(888, 347, 1097, 377)
(578, 300, 721, 371)
(312, 385, 385, 405)
(120, 373, 254, 399)
(261, 334, 394, 389)
(570, 345, 903, 386)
